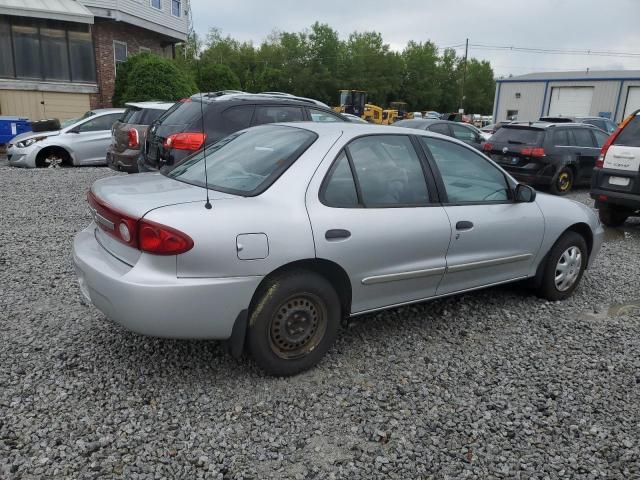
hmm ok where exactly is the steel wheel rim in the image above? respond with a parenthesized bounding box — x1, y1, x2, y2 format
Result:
(45, 155, 63, 168)
(555, 246, 582, 291)
(558, 172, 571, 191)
(269, 293, 327, 360)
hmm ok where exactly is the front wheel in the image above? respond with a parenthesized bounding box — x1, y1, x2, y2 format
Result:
(537, 231, 587, 301)
(598, 204, 629, 227)
(247, 270, 341, 376)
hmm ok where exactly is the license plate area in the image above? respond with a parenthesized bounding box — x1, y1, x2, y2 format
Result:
(608, 176, 630, 186)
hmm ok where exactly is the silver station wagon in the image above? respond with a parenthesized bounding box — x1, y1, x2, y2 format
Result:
(73, 123, 604, 375)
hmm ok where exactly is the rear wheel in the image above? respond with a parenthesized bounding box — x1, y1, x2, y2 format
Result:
(550, 167, 574, 195)
(247, 270, 340, 376)
(537, 231, 587, 301)
(598, 204, 629, 227)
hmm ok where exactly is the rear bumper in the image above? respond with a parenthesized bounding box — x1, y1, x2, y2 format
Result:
(73, 224, 262, 339)
(107, 149, 140, 173)
(590, 167, 640, 211)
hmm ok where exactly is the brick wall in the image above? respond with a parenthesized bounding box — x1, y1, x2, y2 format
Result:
(90, 19, 173, 109)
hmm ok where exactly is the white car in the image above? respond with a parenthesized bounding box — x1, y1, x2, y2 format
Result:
(7, 108, 124, 168)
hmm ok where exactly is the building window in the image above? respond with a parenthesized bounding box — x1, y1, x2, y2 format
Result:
(151, 0, 162, 9)
(0, 18, 95, 83)
(515, 92, 521, 99)
(506, 109, 518, 120)
(171, 0, 181, 16)
(113, 41, 127, 72)
(139, 47, 151, 53)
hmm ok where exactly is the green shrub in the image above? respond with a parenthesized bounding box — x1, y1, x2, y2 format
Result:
(113, 53, 197, 106)
(196, 63, 241, 92)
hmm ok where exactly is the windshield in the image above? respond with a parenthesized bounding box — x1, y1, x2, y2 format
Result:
(164, 125, 318, 196)
(62, 110, 94, 128)
(340, 91, 352, 106)
(491, 126, 544, 145)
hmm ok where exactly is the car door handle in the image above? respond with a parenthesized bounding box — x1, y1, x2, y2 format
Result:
(325, 229, 351, 240)
(456, 221, 474, 231)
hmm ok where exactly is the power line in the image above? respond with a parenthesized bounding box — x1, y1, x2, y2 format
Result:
(466, 43, 640, 59)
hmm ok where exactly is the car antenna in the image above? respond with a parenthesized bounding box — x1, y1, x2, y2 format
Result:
(196, 56, 212, 210)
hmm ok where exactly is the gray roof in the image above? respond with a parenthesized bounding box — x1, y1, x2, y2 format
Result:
(498, 70, 640, 82)
(0, 0, 93, 23)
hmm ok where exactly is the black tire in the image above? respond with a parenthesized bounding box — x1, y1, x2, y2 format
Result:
(247, 270, 341, 376)
(550, 167, 574, 195)
(36, 148, 70, 168)
(537, 231, 588, 301)
(598, 204, 629, 227)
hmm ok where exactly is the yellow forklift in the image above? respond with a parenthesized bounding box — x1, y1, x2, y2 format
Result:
(334, 90, 367, 117)
(389, 101, 413, 120)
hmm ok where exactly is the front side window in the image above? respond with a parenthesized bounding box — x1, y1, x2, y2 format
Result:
(77, 113, 120, 132)
(451, 123, 477, 142)
(151, 0, 162, 9)
(165, 125, 317, 196)
(572, 128, 595, 148)
(252, 106, 304, 125)
(171, 0, 181, 16)
(422, 137, 509, 203)
(346, 135, 430, 207)
(309, 108, 343, 122)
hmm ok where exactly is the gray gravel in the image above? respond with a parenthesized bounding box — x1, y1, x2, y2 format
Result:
(1, 162, 639, 479)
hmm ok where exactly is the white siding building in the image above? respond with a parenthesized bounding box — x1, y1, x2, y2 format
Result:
(492, 70, 640, 123)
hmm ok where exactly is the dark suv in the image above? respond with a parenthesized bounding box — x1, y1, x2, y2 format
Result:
(539, 116, 618, 134)
(140, 92, 347, 171)
(590, 111, 640, 226)
(483, 121, 609, 195)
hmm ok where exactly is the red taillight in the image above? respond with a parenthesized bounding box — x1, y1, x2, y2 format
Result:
(483, 142, 493, 152)
(87, 191, 193, 255)
(521, 147, 545, 157)
(138, 219, 193, 255)
(127, 128, 139, 148)
(596, 116, 632, 168)
(88, 191, 139, 248)
(163, 132, 207, 151)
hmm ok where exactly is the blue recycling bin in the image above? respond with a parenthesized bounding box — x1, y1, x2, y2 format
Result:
(0, 116, 32, 144)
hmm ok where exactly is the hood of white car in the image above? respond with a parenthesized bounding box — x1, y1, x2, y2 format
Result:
(91, 172, 236, 219)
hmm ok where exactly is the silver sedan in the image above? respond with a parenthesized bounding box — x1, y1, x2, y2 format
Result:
(7, 108, 124, 168)
(73, 123, 604, 375)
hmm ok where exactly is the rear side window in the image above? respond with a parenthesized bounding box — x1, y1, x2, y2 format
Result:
(253, 106, 304, 125)
(221, 106, 254, 131)
(614, 116, 640, 147)
(572, 128, 596, 147)
(321, 151, 359, 207)
(309, 108, 343, 122)
(159, 100, 203, 126)
(553, 129, 570, 146)
(429, 123, 450, 135)
(451, 124, 476, 142)
(491, 127, 544, 145)
(164, 125, 317, 195)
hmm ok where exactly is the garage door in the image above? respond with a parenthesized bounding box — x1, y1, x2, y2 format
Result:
(623, 86, 640, 118)
(548, 87, 594, 117)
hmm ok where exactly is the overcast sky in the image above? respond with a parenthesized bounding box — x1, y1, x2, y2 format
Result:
(189, 0, 640, 77)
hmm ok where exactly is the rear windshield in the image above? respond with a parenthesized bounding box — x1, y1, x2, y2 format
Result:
(491, 126, 544, 145)
(121, 107, 142, 124)
(164, 125, 317, 196)
(158, 100, 203, 126)
(614, 116, 640, 147)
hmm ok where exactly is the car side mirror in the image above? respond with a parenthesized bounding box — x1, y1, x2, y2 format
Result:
(515, 183, 536, 203)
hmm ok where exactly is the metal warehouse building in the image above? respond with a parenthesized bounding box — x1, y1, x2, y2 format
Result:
(492, 70, 640, 123)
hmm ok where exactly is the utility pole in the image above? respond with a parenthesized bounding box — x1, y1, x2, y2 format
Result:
(459, 38, 469, 113)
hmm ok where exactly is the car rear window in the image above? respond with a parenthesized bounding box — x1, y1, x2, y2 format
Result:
(614, 116, 640, 147)
(121, 107, 142, 124)
(490, 126, 544, 145)
(141, 108, 168, 125)
(158, 100, 203, 126)
(164, 125, 317, 196)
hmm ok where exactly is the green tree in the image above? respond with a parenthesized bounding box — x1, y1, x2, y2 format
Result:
(462, 59, 495, 114)
(402, 41, 440, 111)
(116, 54, 197, 105)
(196, 62, 241, 92)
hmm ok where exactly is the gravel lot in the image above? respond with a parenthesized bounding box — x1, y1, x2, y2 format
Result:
(1, 160, 639, 479)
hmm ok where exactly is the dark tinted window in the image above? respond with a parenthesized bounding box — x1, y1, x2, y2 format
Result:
(322, 151, 359, 207)
(422, 137, 509, 203)
(12, 22, 40, 79)
(160, 100, 203, 126)
(141, 108, 168, 125)
(491, 127, 544, 146)
(221, 106, 254, 131)
(593, 129, 609, 148)
(68, 28, 95, 82)
(582, 119, 605, 131)
(41, 27, 70, 81)
(121, 107, 143, 124)
(346, 135, 429, 207)
(165, 125, 317, 195)
(77, 113, 121, 132)
(614, 116, 640, 147)
(572, 128, 596, 147)
(553, 129, 570, 146)
(253, 106, 304, 125)
(0, 18, 13, 77)
(429, 123, 450, 135)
